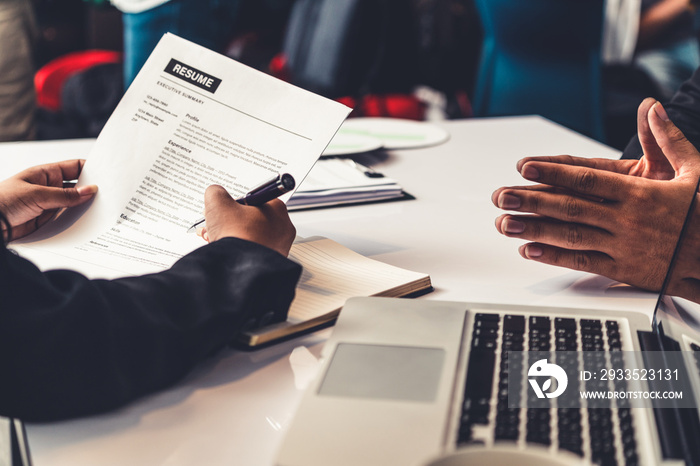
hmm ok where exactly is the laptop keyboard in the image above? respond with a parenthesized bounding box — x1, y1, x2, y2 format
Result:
(458, 313, 637, 466)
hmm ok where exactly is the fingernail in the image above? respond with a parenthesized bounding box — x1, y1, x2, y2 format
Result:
(503, 218, 524, 234)
(77, 185, 98, 196)
(521, 164, 539, 180)
(525, 244, 543, 258)
(654, 102, 670, 121)
(499, 193, 521, 209)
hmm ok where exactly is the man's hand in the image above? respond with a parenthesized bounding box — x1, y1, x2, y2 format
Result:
(197, 185, 296, 256)
(0, 160, 98, 240)
(492, 100, 700, 295)
(513, 98, 700, 182)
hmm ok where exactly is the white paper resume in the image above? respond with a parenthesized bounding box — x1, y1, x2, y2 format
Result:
(12, 33, 351, 278)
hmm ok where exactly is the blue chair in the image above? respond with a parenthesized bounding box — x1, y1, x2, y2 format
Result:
(472, 0, 606, 141)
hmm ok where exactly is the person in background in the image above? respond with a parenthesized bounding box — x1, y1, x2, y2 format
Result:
(603, 0, 699, 150)
(492, 98, 700, 304)
(0, 159, 300, 421)
(110, 0, 243, 88)
(635, 0, 700, 101)
(622, 63, 700, 158)
(0, 0, 38, 141)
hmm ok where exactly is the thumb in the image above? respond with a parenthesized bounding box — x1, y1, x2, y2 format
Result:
(204, 185, 238, 215)
(35, 184, 98, 210)
(637, 97, 666, 164)
(648, 102, 700, 177)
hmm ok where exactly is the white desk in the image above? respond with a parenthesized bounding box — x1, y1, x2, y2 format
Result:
(2, 116, 660, 465)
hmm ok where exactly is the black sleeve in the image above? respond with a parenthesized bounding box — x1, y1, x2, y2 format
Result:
(622, 67, 700, 159)
(0, 237, 301, 421)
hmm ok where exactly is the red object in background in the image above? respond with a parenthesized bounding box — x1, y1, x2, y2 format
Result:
(35, 50, 122, 112)
(339, 94, 426, 120)
(336, 96, 355, 108)
(454, 90, 473, 118)
(269, 52, 426, 120)
(269, 53, 291, 83)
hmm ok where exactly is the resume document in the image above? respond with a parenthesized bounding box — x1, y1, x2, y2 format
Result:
(12, 34, 350, 278)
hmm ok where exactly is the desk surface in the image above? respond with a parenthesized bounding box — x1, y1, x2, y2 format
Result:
(2, 116, 660, 466)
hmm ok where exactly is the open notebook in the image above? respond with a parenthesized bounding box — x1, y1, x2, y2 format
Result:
(239, 237, 432, 346)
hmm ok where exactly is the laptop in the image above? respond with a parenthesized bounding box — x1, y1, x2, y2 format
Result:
(276, 180, 700, 466)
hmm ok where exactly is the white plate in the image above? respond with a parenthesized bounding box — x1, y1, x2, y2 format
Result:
(338, 117, 450, 150)
(322, 132, 383, 156)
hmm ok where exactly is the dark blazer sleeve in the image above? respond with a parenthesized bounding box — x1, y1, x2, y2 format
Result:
(0, 237, 301, 422)
(622, 66, 700, 159)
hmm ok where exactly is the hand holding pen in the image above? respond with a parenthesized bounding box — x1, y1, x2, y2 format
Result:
(194, 178, 297, 256)
(187, 173, 295, 233)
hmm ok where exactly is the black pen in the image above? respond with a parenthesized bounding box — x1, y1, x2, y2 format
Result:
(186, 173, 295, 233)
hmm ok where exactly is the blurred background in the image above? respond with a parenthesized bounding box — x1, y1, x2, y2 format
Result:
(5, 0, 700, 150)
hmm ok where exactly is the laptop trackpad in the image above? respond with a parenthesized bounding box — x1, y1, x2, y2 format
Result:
(318, 343, 445, 402)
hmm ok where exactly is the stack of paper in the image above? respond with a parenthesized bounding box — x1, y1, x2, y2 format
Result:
(288, 158, 405, 210)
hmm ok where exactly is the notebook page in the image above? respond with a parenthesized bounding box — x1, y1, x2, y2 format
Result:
(287, 238, 429, 322)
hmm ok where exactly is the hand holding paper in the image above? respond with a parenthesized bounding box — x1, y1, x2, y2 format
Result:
(0, 160, 97, 240)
